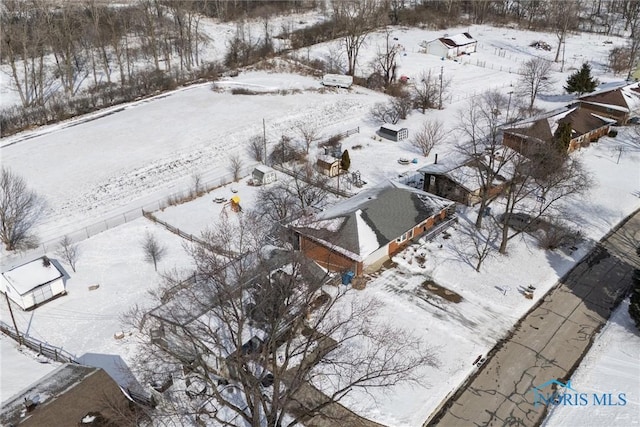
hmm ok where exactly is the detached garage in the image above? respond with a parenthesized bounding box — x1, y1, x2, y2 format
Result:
(1, 257, 66, 310)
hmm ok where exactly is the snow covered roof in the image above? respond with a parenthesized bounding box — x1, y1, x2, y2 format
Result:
(380, 123, 407, 133)
(437, 32, 477, 48)
(253, 165, 274, 176)
(579, 82, 640, 112)
(294, 181, 454, 260)
(0, 364, 128, 427)
(2, 257, 64, 295)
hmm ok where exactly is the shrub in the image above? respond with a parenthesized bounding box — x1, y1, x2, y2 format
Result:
(608, 129, 618, 137)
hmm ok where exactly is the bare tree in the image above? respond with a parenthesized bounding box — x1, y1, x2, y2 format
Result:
(191, 172, 202, 196)
(248, 135, 265, 162)
(497, 146, 592, 254)
(372, 28, 400, 87)
(229, 154, 243, 182)
(456, 90, 516, 229)
(412, 69, 451, 113)
(0, 168, 44, 251)
(370, 101, 400, 124)
(295, 122, 318, 154)
(141, 231, 167, 272)
(549, 1, 579, 65)
(517, 57, 554, 111)
(255, 182, 298, 223)
(333, 0, 379, 76)
(411, 119, 446, 156)
(126, 214, 438, 426)
(56, 235, 80, 273)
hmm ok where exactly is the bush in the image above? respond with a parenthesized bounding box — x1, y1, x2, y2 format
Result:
(608, 129, 618, 137)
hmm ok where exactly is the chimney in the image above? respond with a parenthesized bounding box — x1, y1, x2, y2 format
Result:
(434, 153, 438, 164)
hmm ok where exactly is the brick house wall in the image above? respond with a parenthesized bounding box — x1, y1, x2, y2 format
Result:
(300, 235, 362, 275)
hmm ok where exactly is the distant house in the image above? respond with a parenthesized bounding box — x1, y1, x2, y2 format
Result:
(418, 153, 512, 206)
(1, 257, 66, 310)
(0, 363, 136, 427)
(252, 165, 277, 186)
(293, 181, 456, 276)
(578, 82, 640, 124)
(379, 124, 409, 141)
(423, 32, 477, 58)
(317, 155, 341, 177)
(502, 105, 614, 154)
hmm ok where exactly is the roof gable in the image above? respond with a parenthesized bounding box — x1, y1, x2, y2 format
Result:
(2, 257, 64, 295)
(295, 181, 453, 259)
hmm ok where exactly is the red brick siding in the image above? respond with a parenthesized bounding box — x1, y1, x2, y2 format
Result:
(300, 236, 361, 275)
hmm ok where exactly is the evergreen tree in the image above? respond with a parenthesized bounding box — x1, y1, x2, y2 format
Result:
(341, 149, 351, 171)
(564, 63, 599, 95)
(554, 122, 573, 154)
(629, 269, 640, 331)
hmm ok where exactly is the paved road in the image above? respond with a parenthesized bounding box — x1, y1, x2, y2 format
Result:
(429, 210, 640, 427)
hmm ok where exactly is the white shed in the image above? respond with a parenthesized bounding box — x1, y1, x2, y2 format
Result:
(252, 165, 277, 185)
(379, 124, 409, 141)
(1, 257, 66, 310)
(424, 32, 477, 58)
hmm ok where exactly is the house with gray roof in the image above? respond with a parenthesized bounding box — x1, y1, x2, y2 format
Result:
(292, 181, 456, 275)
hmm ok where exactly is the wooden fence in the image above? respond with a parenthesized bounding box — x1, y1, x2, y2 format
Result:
(0, 320, 77, 364)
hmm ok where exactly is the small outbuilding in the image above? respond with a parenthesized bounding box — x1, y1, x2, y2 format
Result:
(317, 155, 341, 177)
(379, 124, 409, 141)
(1, 256, 66, 310)
(423, 32, 477, 58)
(252, 165, 277, 186)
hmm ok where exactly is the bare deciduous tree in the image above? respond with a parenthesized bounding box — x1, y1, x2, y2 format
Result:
(0, 168, 44, 251)
(517, 57, 554, 111)
(372, 28, 400, 87)
(456, 90, 516, 229)
(497, 146, 592, 254)
(295, 122, 318, 154)
(333, 0, 379, 76)
(411, 119, 446, 156)
(370, 101, 400, 124)
(412, 69, 451, 113)
(141, 231, 166, 272)
(248, 135, 265, 162)
(126, 214, 438, 426)
(56, 235, 80, 273)
(229, 154, 243, 182)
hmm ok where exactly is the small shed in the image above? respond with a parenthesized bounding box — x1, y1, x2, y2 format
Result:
(1, 256, 66, 310)
(424, 32, 477, 58)
(252, 165, 277, 185)
(379, 124, 409, 141)
(317, 155, 341, 177)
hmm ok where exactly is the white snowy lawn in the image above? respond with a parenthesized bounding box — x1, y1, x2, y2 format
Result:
(1, 21, 639, 426)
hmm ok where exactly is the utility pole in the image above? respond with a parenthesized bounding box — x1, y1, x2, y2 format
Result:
(263, 118, 267, 165)
(561, 37, 566, 72)
(4, 293, 22, 346)
(439, 66, 444, 110)
(506, 91, 514, 123)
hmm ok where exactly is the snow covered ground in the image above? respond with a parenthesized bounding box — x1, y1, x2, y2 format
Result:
(543, 299, 640, 427)
(1, 20, 639, 426)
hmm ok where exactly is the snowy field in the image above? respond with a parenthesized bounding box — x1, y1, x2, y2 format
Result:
(1, 19, 640, 426)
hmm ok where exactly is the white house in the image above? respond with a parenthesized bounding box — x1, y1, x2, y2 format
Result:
(252, 165, 277, 186)
(1, 257, 66, 310)
(424, 32, 477, 58)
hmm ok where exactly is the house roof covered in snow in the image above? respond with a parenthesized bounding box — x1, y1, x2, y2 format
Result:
(438, 32, 476, 48)
(0, 363, 130, 427)
(294, 181, 454, 261)
(2, 257, 64, 295)
(503, 105, 611, 143)
(579, 82, 640, 113)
